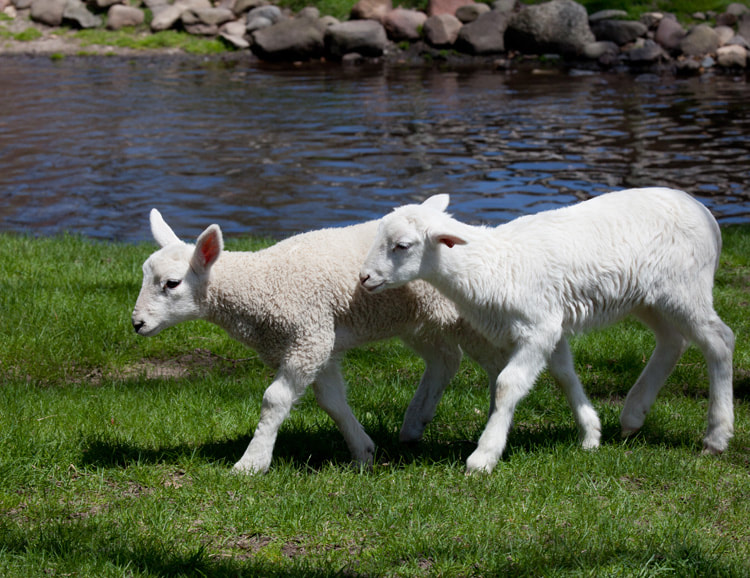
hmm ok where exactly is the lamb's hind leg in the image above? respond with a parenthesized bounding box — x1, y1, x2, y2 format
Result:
(313, 359, 375, 467)
(620, 308, 690, 437)
(683, 313, 735, 454)
(548, 339, 601, 450)
(399, 337, 463, 443)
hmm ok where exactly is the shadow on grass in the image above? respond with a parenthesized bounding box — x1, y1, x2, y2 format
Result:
(77, 413, 704, 474)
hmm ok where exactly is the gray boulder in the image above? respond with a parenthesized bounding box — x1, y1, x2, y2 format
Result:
(220, 19, 250, 48)
(193, 7, 234, 26)
(383, 8, 426, 41)
(63, 0, 102, 29)
(505, 0, 595, 55)
(588, 9, 627, 23)
(350, 0, 391, 23)
(455, 3, 489, 23)
(252, 16, 326, 61)
(680, 24, 719, 56)
(246, 5, 282, 32)
(624, 38, 669, 63)
(717, 44, 747, 68)
(591, 19, 647, 45)
(581, 40, 619, 59)
(107, 4, 145, 29)
(654, 16, 685, 52)
(423, 13, 462, 46)
(738, 13, 750, 42)
(151, 4, 184, 30)
(30, 0, 66, 26)
(455, 9, 510, 54)
(325, 19, 387, 58)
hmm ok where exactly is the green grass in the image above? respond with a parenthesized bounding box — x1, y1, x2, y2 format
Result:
(74, 28, 231, 55)
(1, 228, 749, 576)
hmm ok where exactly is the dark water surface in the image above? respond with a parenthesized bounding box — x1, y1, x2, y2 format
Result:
(1, 56, 749, 242)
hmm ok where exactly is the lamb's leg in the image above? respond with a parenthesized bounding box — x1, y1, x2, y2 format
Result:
(466, 338, 551, 474)
(620, 308, 690, 437)
(233, 368, 307, 474)
(548, 338, 601, 449)
(686, 314, 735, 454)
(399, 338, 463, 443)
(313, 360, 375, 467)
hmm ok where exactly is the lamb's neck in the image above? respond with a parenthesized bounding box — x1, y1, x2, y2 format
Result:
(427, 224, 511, 310)
(202, 252, 255, 323)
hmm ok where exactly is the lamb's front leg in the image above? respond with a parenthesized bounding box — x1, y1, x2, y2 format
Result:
(233, 369, 307, 474)
(466, 339, 551, 474)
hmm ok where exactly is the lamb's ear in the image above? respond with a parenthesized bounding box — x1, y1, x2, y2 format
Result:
(150, 209, 181, 248)
(191, 224, 223, 273)
(433, 232, 468, 248)
(421, 194, 450, 213)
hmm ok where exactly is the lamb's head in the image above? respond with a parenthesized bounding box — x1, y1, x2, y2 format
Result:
(359, 194, 467, 293)
(131, 209, 223, 337)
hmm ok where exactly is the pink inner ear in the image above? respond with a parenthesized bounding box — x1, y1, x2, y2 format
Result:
(201, 233, 220, 265)
(441, 238, 456, 248)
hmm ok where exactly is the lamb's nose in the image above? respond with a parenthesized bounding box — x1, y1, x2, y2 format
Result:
(132, 320, 145, 334)
(359, 273, 370, 286)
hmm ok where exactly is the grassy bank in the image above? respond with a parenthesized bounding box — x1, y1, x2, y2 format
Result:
(0, 228, 749, 576)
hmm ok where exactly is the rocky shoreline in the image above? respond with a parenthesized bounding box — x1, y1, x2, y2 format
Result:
(1, 0, 749, 75)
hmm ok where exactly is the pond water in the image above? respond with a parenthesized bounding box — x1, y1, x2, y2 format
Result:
(1, 56, 749, 242)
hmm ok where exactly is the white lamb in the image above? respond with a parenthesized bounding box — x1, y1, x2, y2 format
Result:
(133, 210, 529, 473)
(360, 188, 735, 473)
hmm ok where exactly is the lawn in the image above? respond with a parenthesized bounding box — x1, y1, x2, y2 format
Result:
(0, 227, 748, 576)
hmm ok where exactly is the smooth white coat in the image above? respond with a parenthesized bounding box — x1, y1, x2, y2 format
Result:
(360, 188, 734, 473)
(133, 210, 522, 473)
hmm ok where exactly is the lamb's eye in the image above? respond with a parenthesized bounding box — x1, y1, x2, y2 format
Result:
(165, 279, 182, 290)
(393, 242, 411, 252)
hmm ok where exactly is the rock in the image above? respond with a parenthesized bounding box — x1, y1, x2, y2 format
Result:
(193, 7, 234, 26)
(680, 24, 719, 57)
(455, 9, 510, 55)
(727, 2, 749, 16)
(588, 9, 627, 23)
(151, 4, 184, 30)
(591, 19, 647, 45)
(738, 13, 750, 42)
(30, 0, 66, 26)
(220, 19, 250, 48)
(184, 22, 218, 35)
(325, 19, 387, 58)
(350, 0, 391, 23)
(383, 8, 426, 41)
(455, 3, 488, 24)
(654, 16, 685, 52)
(63, 0, 102, 28)
(505, 0, 595, 55)
(233, 0, 263, 15)
(715, 25, 734, 46)
(717, 44, 747, 68)
(298, 6, 320, 19)
(675, 56, 703, 75)
(107, 4, 144, 29)
(727, 34, 749, 49)
(246, 5, 282, 32)
(581, 40, 618, 59)
(491, 0, 517, 14)
(427, 0, 472, 17)
(95, 0, 121, 8)
(423, 13, 461, 46)
(251, 15, 326, 61)
(639, 12, 663, 29)
(625, 38, 669, 64)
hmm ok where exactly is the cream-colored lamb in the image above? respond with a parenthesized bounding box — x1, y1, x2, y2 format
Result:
(132, 210, 510, 473)
(360, 188, 734, 473)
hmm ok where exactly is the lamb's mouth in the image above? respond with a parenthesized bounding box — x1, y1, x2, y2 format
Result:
(359, 275, 386, 293)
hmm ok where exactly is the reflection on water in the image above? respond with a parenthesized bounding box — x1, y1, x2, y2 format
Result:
(1, 56, 749, 242)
